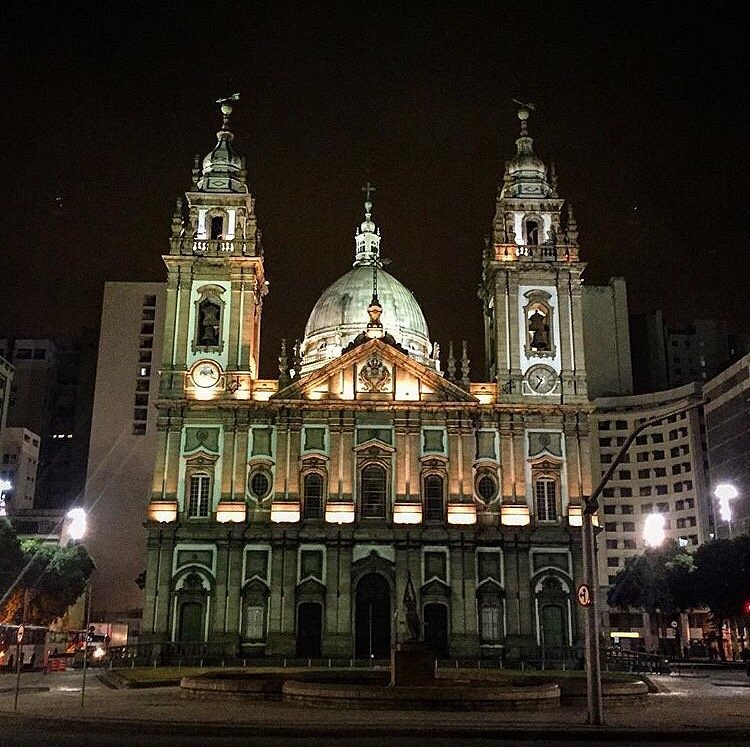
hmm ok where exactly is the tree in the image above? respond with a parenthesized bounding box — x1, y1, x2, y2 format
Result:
(608, 540, 697, 617)
(0, 519, 95, 625)
(691, 537, 750, 620)
(690, 536, 750, 658)
(608, 540, 697, 653)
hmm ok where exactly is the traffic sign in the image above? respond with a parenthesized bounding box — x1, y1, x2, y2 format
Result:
(16, 624, 24, 644)
(576, 584, 592, 607)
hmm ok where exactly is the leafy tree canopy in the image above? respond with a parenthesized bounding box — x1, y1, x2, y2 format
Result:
(607, 539, 696, 616)
(691, 536, 750, 620)
(0, 519, 95, 625)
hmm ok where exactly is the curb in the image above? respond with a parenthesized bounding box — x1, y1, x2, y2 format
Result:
(3, 711, 750, 742)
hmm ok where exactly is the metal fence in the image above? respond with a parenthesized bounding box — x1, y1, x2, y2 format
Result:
(107, 642, 590, 671)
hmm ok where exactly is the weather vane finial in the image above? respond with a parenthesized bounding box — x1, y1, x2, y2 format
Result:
(512, 98, 536, 135)
(216, 93, 240, 128)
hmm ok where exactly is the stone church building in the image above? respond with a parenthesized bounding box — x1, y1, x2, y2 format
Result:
(141, 101, 624, 662)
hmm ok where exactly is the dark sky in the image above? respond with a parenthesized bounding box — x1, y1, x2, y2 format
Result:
(1, 2, 747, 379)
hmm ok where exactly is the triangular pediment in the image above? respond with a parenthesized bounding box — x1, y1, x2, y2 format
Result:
(272, 339, 477, 403)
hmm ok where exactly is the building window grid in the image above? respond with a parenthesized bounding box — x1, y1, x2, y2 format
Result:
(132, 295, 156, 436)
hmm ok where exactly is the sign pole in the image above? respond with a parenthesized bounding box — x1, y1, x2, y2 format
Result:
(14, 624, 24, 711)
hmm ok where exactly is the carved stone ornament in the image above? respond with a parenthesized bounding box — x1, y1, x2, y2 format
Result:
(358, 355, 391, 392)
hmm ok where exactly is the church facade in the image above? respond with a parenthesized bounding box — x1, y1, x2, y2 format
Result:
(141, 101, 597, 662)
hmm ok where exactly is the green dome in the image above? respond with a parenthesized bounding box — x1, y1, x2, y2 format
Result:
(301, 266, 431, 372)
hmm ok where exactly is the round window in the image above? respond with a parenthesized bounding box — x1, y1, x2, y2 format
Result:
(476, 473, 498, 503)
(249, 470, 271, 500)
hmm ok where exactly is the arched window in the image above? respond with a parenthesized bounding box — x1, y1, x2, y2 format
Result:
(210, 215, 224, 240)
(423, 474, 445, 522)
(527, 303, 550, 352)
(361, 464, 386, 518)
(478, 598, 503, 643)
(303, 472, 324, 519)
(197, 298, 222, 347)
(188, 473, 211, 517)
(525, 219, 539, 246)
(535, 477, 558, 523)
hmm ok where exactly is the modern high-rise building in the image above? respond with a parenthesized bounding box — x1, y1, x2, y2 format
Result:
(0, 335, 97, 509)
(703, 352, 750, 538)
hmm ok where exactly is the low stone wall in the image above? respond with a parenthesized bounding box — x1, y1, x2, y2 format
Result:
(281, 678, 560, 711)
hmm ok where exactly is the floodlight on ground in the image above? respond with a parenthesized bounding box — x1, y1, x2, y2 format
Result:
(643, 511, 665, 548)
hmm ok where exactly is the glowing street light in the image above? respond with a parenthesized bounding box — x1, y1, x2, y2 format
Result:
(714, 483, 738, 538)
(643, 511, 666, 548)
(65, 507, 87, 542)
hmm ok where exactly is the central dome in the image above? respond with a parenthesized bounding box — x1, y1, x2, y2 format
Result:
(299, 194, 433, 374)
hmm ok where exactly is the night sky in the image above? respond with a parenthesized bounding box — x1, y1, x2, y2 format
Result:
(1, 3, 747, 379)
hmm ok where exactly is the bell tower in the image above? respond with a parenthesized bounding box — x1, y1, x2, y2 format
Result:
(160, 95, 268, 400)
(479, 104, 588, 404)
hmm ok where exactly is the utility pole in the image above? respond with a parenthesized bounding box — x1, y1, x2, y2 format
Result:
(582, 399, 703, 726)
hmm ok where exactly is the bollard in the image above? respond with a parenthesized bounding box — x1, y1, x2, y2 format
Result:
(283, 658, 287, 668)
(243, 659, 247, 668)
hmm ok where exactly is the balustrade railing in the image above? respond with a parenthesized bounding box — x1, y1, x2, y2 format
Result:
(169, 237, 259, 257)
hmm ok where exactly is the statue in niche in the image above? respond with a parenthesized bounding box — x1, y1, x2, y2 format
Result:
(528, 309, 550, 351)
(198, 300, 221, 346)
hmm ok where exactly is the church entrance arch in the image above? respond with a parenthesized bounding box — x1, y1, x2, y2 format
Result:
(178, 601, 204, 642)
(354, 573, 391, 660)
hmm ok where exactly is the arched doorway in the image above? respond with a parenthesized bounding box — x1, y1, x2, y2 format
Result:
(296, 602, 322, 658)
(424, 603, 449, 658)
(178, 601, 204, 642)
(535, 575, 571, 655)
(541, 604, 565, 648)
(355, 573, 391, 659)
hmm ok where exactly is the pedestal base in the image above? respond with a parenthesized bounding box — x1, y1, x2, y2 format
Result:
(390, 642, 435, 687)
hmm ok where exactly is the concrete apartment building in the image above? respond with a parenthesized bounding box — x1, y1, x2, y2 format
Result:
(83, 283, 166, 625)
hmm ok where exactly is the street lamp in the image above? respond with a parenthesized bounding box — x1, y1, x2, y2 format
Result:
(713, 483, 738, 538)
(62, 508, 90, 709)
(643, 512, 666, 548)
(581, 399, 703, 726)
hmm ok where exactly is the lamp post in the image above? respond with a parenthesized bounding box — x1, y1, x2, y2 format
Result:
(62, 507, 90, 709)
(581, 399, 702, 726)
(713, 483, 738, 539)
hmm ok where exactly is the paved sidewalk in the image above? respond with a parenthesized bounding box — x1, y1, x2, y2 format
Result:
(1, 668, 749, 741)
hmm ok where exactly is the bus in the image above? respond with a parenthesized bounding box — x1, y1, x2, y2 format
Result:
(0, 624, 49, 670)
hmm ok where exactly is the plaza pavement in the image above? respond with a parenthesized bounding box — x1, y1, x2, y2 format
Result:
(1, 666, 750, 741)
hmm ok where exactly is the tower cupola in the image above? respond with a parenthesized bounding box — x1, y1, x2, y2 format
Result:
(197, 93, 247, 193)
(353, 182, 381, 266)
(502, 103, 554, 199)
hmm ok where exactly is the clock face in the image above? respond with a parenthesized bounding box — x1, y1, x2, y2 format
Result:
(191, 360, 222, 388)
(526, 365, 557, 394)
